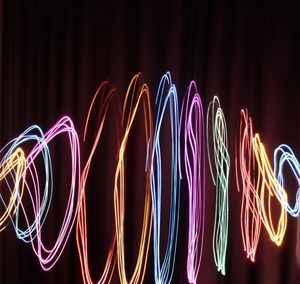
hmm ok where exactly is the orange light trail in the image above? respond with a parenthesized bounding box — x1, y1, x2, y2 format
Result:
(252, 134, 287, 246)
(235, 109, 261, 262)
(0, 147, 26, 231)
(114, 73, 153, 284)
(76, 81, 120, 284)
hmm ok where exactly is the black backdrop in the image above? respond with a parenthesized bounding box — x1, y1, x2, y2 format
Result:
(0, 0, 300, 283)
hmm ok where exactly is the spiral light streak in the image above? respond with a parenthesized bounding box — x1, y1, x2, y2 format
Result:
(206, 96, 230, 275)
(114, 73, 153, 284)
(235, 109, 261, 262)
(0, 125, 53, 242)
(180, 81, 205, 283)
(150, 72, 181, 284)
(252, 134, 287, 246)
(26, 116, 81, 270)
(0, 117, 80, 271)
(0, 148, 26, 231)
(273, 143, 300, 267)
(273, 144, 300, 217)
(76, 82, 119, 284)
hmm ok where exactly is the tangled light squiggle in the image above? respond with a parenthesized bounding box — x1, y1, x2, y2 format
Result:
(235, 109, 261, 262)
(273, 144, 300, 217)
(252, 134, 287, 246)
(76, 82, 119, 284)
(0, 147, 26, 232)
(273, 143, 300, 267)
(28, 116, 81, 270)
(150, 72, 181, 284)
(0, 116, 81, 271)
(179, 81, 205, 284)
(206, 96, 230, 275)
(114, 73, 153, 284)
(1, 125, 53, 242)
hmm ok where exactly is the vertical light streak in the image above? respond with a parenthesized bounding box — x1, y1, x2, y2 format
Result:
(26, 116, 81, 270)
(76, 81, 119, 284)
(206, 96, 230, 275)
(252, 134, 287, 246)
(150, 72, 180, 284)
(0, 148, 26, 231)
(235, 109, 261, 262)
(180, 81, 205, 283)
(273, 144, 300, 217)
(114, 73, 153, 284)
(273, 144, 300, 263)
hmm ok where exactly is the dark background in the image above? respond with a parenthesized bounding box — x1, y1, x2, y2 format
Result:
(0, 0, 300, 283)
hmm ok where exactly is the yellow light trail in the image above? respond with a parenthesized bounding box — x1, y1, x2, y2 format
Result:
(252, 134, 287, 246)
(0, 148, 26, 231)
(114, 73, 153, 284)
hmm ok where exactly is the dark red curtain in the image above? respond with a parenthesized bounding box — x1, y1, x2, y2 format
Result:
(0, 0, 299, 283)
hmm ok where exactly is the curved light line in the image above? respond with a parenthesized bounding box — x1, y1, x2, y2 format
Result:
(180, 81, 205, 283)
(235, 109, 261, 262)
(0, 148, 26, 231)
(252, 134, 287, 246)
(0, 125, 53, 242)
(76, 81, 119, 284)
(206, 96, 230, 275)
(114, 73, 153, 284)
(273, 144, 300, 217)
(151, 72, 181, 284)
(27, 116, 81, 270)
